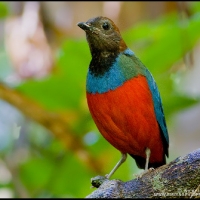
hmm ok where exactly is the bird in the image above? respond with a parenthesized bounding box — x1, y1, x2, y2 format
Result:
(77, 16, 169, 179)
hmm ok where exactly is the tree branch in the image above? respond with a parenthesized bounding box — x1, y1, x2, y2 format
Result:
(86, 148, 200, 198)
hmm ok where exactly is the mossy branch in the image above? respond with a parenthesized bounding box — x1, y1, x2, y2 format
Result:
(87, 148, 200, 198)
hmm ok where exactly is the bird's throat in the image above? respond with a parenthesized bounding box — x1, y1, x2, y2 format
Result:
(89, 51, 118, 77)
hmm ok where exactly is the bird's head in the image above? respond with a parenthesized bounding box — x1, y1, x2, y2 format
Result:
(77, 16, 127, 56)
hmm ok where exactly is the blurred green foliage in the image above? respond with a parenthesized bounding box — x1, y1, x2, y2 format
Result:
(17, 40, 90, 111)
(1, 2, 200, 198)
(0, 2, 9, 18)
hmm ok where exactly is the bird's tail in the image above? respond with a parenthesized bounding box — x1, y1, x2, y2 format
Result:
(129, 153, 166, 169)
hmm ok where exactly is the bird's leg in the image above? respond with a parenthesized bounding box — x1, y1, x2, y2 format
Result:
(105, 153, 127, 179)
(144, 147, 151, 171)
(134, 148, 154, 179)
(144, 147, 154, 172)
(91, 153, 127, 188)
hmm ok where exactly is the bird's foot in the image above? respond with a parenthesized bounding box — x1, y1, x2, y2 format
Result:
(90, 175, 108, 188)
(133, 167, 155, 180)
(105, 174, 109, 179)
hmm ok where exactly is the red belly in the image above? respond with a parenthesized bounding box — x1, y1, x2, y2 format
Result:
(86, 75, 164, 163)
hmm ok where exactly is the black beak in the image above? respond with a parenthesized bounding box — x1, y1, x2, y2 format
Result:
(77, 22, 91, 31)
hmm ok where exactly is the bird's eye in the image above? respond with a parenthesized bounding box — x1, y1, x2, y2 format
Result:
(102, 22, 110, 30)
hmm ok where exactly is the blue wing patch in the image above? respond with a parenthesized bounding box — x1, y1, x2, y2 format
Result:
(145, 68, 169, 156)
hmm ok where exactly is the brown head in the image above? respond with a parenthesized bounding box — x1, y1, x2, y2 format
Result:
(77, 16, 127, 56)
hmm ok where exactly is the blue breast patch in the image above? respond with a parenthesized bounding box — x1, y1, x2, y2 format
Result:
(86, 48, 135, 94)
(86, 57, 125, 94)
